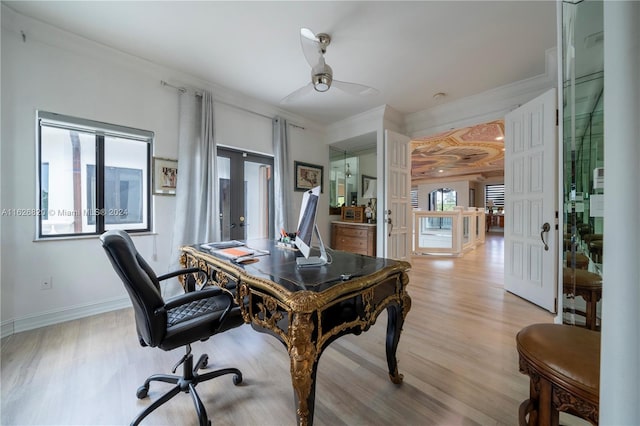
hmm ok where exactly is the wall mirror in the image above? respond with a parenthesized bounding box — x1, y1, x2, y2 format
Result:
(562, 0, 604, 331)
(329, 132, 377, 216)
(329, 147, 358, 215)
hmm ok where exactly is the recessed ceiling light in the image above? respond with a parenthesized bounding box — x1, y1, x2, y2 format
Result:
(433, 92, 446, 100)
(438, 169, 444, 173)
(495, 136, 504, 141)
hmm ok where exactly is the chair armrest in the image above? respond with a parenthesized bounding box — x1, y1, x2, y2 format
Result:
(157, 267, 205, 282)
(157, 267, 207, 292)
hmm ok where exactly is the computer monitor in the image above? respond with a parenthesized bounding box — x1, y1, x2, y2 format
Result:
(294, 186, 327, 267)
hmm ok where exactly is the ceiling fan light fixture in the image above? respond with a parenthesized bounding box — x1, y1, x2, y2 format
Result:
(312, 73, 332, 92)
(283, 28, 376, 102)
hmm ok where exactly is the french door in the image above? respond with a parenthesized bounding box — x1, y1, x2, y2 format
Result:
(217, 147, 273, 241)
(504, 88, 558, 312)
(383, 129, 411, 260)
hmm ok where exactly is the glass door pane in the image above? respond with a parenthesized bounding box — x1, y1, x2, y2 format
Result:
(217, 156, 231, 241)
(562, 0, 604, 330)
(244, 160, 271, 240)
(217, 147, 273, 241)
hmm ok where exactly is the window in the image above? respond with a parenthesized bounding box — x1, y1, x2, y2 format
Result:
(485, 184, 505, 209)
(429, 188, 457, 211)
(37, 111, 152, 238)
(410, 187, 419, 209)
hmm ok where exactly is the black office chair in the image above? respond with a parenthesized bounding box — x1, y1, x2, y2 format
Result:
(100, 230, 244, 426)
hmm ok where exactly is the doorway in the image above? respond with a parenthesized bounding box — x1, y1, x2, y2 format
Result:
(428, 188, 457, 230)
(217, 147, 273, 241)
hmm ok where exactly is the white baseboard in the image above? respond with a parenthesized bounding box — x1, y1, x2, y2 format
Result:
(1, 320, 15, 340)
(1, 297, 131, 338)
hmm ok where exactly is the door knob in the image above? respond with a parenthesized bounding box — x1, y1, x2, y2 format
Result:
(540, 222, 550, 251)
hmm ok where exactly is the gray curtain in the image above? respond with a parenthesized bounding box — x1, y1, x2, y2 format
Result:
(273, 116, 291, 235)
(169, 90, 219, 284)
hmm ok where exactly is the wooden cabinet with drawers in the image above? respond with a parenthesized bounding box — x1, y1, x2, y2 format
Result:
(331, 221, 376, 257)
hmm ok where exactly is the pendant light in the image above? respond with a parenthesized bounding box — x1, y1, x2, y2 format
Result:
(344, 151, 352, 178)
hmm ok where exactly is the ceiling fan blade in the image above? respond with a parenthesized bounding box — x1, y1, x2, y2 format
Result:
(300, 28, 318, 42)
(332, 80, 379, 97)
(300, 28, 323, 69)
(280, 83, 314, 104)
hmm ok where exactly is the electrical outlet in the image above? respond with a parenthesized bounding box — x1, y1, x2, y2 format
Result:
(41, 277, 52, 290)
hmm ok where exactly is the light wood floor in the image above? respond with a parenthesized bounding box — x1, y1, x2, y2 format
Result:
(3, 234, 576, 425)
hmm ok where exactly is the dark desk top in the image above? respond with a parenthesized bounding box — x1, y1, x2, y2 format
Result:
(188, 239, 409, 294)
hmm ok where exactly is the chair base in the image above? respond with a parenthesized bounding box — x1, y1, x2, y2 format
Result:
(131, 349, 242, 426)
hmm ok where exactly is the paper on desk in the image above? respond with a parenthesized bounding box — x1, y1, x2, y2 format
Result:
(213, 246, 255, 259)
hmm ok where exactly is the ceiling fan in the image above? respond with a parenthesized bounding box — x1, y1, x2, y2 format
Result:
(281, 28, 379, 103)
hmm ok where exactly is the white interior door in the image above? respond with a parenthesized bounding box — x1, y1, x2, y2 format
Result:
(504, 88, 558, 312)
(383, 129, 411, 260)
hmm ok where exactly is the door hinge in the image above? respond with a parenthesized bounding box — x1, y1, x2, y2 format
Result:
(556, 109, 559, 126)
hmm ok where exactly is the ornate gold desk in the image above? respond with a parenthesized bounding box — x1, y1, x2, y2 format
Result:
(180, 239, 411, 426)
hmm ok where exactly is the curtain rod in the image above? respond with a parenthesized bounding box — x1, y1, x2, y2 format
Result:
(160, 80, 304, 130)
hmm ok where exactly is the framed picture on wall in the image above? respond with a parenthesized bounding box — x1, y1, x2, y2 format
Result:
(294, 161, 323, 192)
(361, 175, 376, 197)
(153, 157, 178, 195)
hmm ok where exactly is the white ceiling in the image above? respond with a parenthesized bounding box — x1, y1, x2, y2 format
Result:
(4, 1, 557, 126)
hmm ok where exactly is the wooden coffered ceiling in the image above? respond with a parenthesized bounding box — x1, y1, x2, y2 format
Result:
(411, 120, 505, 182)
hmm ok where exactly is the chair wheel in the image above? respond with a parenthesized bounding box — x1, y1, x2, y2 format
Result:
(201, 355, 208, 368)
(136, 385, 149, 399)
(233, 373, 243, 385)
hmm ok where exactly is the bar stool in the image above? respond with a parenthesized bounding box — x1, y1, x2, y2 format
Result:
(589, 240, 603, 264)
(517, 323, 600, 425)
(562, 268, 602, 330)
(565, 252, 589, 270)
(576, 223, 592, 237)
(582, 233, 602, 245)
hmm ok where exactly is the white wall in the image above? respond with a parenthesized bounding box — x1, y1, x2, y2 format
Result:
(0, 7, 326, 334)
(288, 125, 328, 232)
(1, 10, 182, 332)
(215, 103, 272, 154)
(599, 1, 640, 422)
